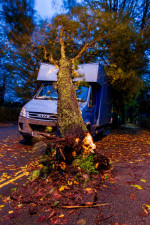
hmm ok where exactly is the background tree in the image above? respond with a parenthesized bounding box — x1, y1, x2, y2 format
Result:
(84, 0, 149, 122)
(1, 0, 40, 102)
(0, 33, 7, 105)
(3, 0, 35, 46)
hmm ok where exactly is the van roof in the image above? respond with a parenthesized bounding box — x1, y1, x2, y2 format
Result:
(37, 63, 106, 85)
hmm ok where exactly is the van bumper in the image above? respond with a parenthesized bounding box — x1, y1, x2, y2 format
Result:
(18, 116, 57, 138)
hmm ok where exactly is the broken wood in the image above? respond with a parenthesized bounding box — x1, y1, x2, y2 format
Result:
(96, 215, 114, 224)
(58, 203, 110, 209)
(38, 133, 66, 142)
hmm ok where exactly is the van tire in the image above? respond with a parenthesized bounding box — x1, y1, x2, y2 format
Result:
(86, 124, 91, 132)
(23, 135, 32, 143)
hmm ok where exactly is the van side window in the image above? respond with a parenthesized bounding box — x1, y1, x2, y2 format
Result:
(89, 88, 95, 108)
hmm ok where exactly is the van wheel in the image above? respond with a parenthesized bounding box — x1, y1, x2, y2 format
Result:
(23, 135, 32, 143)
(86, 124, 91, 132)
(100, 130, 105, 137)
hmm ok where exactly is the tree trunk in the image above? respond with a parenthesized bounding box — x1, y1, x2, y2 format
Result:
(57, 57, 87, 138)
(0, 75, 6, 106)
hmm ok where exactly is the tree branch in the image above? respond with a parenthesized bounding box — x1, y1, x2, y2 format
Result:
(72, 34, 104, 62)
(60, 28, 66, 59)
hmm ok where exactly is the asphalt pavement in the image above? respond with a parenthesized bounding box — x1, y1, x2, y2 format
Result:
(0, 123, 42, 224)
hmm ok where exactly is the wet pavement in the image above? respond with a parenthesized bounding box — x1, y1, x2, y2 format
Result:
(0, 123, 42, 223)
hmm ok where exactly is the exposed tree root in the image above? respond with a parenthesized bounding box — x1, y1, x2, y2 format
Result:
(38, 131, 110, 172)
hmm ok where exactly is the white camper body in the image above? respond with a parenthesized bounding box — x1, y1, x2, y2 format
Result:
(18, 63, 112, 139)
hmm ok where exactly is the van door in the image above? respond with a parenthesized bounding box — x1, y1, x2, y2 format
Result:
(88, 87, 97, 125)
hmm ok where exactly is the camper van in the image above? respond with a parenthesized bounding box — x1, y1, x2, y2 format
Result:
(18, 63, 112, 140)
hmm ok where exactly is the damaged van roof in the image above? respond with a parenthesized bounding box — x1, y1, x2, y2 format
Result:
(37, 63, 106, 85)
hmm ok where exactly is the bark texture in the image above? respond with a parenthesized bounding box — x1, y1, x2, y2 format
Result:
(57, 58, 87, 137)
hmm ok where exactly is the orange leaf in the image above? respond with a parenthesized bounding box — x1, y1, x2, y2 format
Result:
(129, 193, 136, 200)
(85, 188, 93, 194)
(85, 202, 93, 206)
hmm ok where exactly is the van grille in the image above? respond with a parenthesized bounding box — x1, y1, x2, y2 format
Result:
(28, 112, 57, 121)
(29, 124, 57, 133)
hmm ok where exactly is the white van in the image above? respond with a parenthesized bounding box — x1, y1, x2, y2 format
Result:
(18, 63, 112, 140)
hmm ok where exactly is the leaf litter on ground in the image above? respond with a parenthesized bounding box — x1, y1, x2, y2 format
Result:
(2, 128, 150, 224)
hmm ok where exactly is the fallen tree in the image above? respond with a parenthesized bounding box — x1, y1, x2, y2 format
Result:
(35, 6, 111, 174)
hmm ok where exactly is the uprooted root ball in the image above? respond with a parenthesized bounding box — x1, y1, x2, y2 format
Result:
(33, 132, 110, 178)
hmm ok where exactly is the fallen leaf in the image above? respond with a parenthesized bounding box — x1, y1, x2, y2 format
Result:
(53, 191, 62, 200)
(74, 181, 79, 185)
(11, 187, 17, 191)
(49, 188, 55, 194)
(83, 174, 89, 179)
(77, 219, 86, 225)
(85, 188, 93, 194)
(37, 216, 46, 222)
(3, 196, 10, 202)
(29, 169, 40, 180)
(72, 151, 76, 157)
(140, 179, 146, 183)
(49, 210, 56, 218)
(0, 205, 5, 210)
(17, 203, 23, 208)
(59, 185, 68, 192)
(60, 162, 66, 170)
(68, 181, 73, 185)
(104, 175, 109, 180)
(129, 193, 136, 200)
(59, 214, 65, 218)
(8, 211, 14, 214)
(85, 202, 93, 206)
(102, 184, 108, 188)
(144, 204, 150, 210)
(139, 209, 149, 217)
(95, 163, 99, 169)
(131, 185, 143, 190)
(53, 201, 59, 207)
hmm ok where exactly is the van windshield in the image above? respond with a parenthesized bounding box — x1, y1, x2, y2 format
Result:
(35, 84, 89, 102)
(35, 84, 58, 100)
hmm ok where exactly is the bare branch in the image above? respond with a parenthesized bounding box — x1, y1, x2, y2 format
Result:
(72, 34, 105, 62)
(72, 43, 90, 62)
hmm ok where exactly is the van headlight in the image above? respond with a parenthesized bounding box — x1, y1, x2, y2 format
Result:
(20, 106, 26, 117)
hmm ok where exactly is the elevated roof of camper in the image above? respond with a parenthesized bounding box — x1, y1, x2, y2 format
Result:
(37, 63, 106, 86)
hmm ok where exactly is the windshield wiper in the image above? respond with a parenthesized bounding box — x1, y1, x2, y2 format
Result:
(50, 97, 58, 100)
(36, 96, 58, 100)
